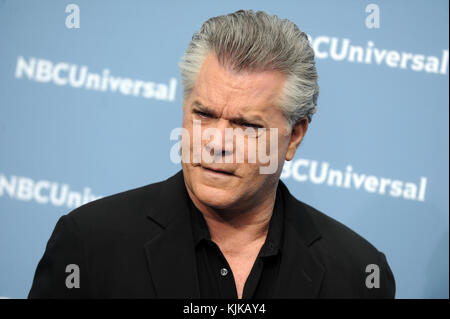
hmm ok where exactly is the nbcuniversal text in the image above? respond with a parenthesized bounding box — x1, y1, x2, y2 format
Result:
(0, 118, 428, 209)
(0, 164, 427, 211)
(0, 125, 428, 209)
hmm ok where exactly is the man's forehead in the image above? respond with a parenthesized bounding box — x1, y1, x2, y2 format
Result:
(195, 54, 286, 102)
(190, 79, 284, 120)
(190, 99, 271, 121)
(190, 100, 276, 121)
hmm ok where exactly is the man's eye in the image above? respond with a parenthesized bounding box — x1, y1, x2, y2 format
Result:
(242, 122, 262, 129)
(194, 110, 211, 118)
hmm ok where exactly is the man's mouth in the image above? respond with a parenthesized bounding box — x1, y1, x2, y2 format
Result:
(201, 166, 235, 176)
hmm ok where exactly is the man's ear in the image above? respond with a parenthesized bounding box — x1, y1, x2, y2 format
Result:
(285, 117, 308, 161)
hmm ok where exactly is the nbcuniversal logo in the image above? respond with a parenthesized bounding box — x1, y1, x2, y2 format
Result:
(14, 56, 178, 101)
(281, 159, 428, 202)
(0, 173, 102, 209)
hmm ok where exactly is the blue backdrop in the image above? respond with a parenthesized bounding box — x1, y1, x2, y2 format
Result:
(0, 0, 448, 299)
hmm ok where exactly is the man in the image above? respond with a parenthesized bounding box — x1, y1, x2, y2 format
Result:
(29, 10, 395, 298)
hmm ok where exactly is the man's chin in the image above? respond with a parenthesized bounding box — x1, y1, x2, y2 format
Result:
(193, 185, 240, 210)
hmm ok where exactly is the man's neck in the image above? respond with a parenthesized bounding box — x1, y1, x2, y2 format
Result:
(186, 186, 278, 253)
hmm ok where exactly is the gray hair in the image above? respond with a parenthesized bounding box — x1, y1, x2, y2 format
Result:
(178, 9, 319, 128)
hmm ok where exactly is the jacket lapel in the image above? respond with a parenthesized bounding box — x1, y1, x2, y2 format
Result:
(272, 182, 325, 298)
(143, 171, 201, 298)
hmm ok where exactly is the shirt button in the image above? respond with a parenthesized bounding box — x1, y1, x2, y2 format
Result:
(220, 268, 228, 277)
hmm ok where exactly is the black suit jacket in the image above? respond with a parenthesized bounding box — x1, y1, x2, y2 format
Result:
(28, 170, 395, 298)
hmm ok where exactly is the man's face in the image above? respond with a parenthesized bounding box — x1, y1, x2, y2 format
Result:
(181, 53, 307, 211)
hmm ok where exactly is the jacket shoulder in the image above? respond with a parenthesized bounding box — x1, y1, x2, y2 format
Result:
(291, 198, 395, 297)
(65, 178, 165, 233)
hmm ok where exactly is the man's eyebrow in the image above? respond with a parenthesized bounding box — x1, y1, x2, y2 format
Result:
(229, 113, 269, 128)
(230, 114, 264, 123)
(191, 101, 217, 117)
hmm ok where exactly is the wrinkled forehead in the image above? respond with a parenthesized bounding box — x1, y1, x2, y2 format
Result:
(189, 53, 286, 117)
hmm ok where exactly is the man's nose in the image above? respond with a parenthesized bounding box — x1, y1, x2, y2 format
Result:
(205, 120, 234, 157)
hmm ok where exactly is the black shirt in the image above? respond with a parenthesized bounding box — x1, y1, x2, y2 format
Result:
(187, 187, 285, 299)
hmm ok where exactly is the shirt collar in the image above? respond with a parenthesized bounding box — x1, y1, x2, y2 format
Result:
(187, 185, 284, 257)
